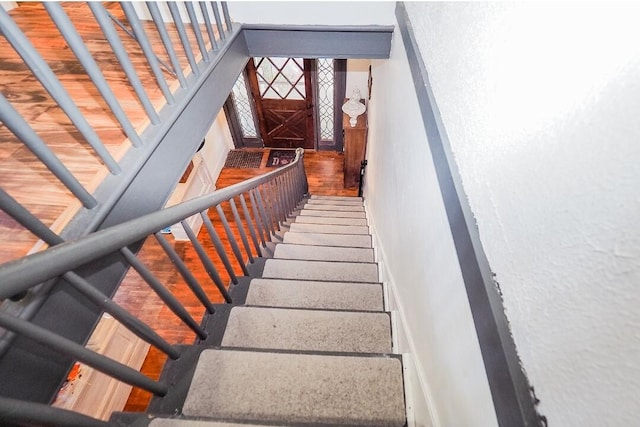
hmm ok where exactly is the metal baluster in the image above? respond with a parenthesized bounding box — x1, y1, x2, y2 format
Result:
(287, 170, 297, 213)
(0, 7, 121, 174)
(185, 2, 210, 62)
(201, 211, 238, 284)
(254, 186, 275, 239)
(155, 232, 215, 313)
(265, 182, 282, 231)
(248, 190, 267, 246)
(281, 170, 293, 216)
(210, 2, 225, 41)
(88, 2, 160, 124)
(0, 396, 109, 427)
(199, 2, 218, 51)
(241, 193, 263, 254)
(272, 178, 285, 226)
(229, 198, 254, 264)
(221, 2, 233, 34)
(0, 311, 168, 396)
(0, 96, 97, 209)
(44, 3, 143, 148)
(167, 2, 200, 76)
(120, 2, 175, 104)
(216, 204, 249, 275)
(146, 2, 188, 89)
(181, 220, 232, 302)
(120, 247, 207, 340)
(274, 176, 287, 224)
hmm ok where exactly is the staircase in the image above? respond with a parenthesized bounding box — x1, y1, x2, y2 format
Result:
(115, 195, 407, 426)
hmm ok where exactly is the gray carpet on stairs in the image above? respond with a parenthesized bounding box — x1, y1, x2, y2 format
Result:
(245, 278, 384, 311)
(273, 243, 374, 262)
(299, 209, 366, 218)
(182, 349, 406, 426)
(263, 259, 378, 282)
(303, 203, 365, 212)
(283, 231, 372, 248)
(221, 306, 392, 353)
(289, 222, 370, 235)
(294, 215, 368, 226)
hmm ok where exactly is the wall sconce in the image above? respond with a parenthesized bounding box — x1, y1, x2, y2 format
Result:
(342, 89, 366, 127)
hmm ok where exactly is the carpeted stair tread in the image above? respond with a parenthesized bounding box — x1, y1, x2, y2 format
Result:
(299, 209, 366, 219)
(245, 278, 384, 311)
(150, 419, 265, 426)
(303, 203, 365, 212)
(310, 195, 363, 201)
(294, 215, 368, 226)
(306, 199, 364, 206)
(263, 259, 378, 283)
(221, 306, 391, 353)
(182, 349, 406, 426)
(273, 243, 374, 262)
(283, 231, 372, 248)
(289, 222, 369, 235)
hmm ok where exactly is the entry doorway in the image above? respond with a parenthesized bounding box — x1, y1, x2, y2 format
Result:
(224, 58, 346, 151)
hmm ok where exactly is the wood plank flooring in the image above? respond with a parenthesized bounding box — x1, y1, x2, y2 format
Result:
(121, 150, 356, 412)
(0, 2, 218, 264)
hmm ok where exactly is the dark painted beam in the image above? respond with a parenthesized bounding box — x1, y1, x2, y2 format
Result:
(242, 24, 394, 59)
(395, 3, 542, 426)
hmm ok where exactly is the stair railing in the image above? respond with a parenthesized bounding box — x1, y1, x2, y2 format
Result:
(0, 148, 308, 422)
(0, 1, 235, 243)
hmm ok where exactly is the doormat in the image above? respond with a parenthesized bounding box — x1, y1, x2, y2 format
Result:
(223, 150, 263, 168)
(266, 150, 297, 167)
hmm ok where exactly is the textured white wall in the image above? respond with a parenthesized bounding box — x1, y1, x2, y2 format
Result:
(227, 1, 395, 26)
(346, 59, 371, 106)
(404, 2, 640, 425)
(365, 21, 498, 427)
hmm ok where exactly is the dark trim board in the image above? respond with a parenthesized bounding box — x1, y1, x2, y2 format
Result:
(242, 25, 394, 59)
(395, 3, 543, 426)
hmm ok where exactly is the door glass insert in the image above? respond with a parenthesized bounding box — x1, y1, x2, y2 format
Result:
(230, 73, 258, 138)
(317, 58, 334, 141)
(254, 57, 306, 100)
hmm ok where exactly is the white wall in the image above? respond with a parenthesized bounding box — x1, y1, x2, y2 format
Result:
(365, 21, 498, 427)
(404, 2, 640, 425)
(346, 59, 371, 106)
(227, 1, 395, 26)
(202, 108, 234, 184)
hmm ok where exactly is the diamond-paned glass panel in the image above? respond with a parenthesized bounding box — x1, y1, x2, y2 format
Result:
(317, 58, 334, 141)
(231, 74, 257, 138)
(254, 57, 305, 100)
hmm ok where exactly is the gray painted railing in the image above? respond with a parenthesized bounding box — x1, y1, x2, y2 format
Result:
(0, 0, 233, 231)
(0, 148, 308, 423)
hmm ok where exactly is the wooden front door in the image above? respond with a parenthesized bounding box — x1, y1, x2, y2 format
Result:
(246, 57, 315, 149)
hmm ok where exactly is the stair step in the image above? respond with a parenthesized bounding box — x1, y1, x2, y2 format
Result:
(283, 231, 372, 248)
(273, 243, 374, 262)
(222, 307, 391, 353)
(150, 420, 263, 426)
(295, 215, 368, 226)
(303, 203, 364, 212)
(310, 195, 363, 201)
(263, 259, 378, 283)
(246, 278, 383, 311)
(299, 209, 366, 219)
(306, 198, 364, 206)
(183, 349, 406, 426)
(289, 222, 369, 235)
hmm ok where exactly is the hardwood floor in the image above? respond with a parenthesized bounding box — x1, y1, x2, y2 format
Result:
(0, 2, 217, 264)
(121, 149, 357, 411)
